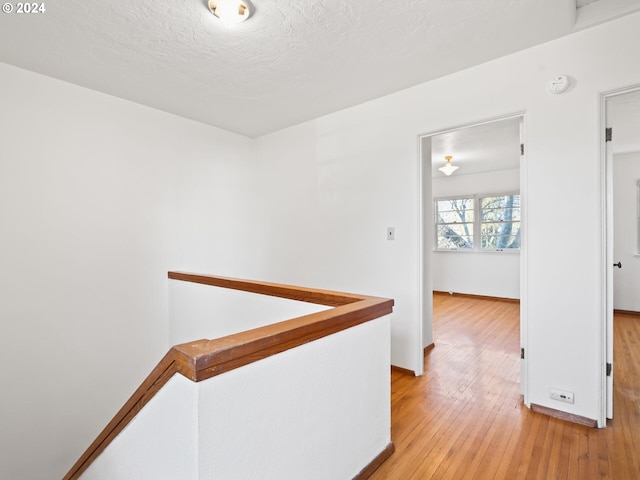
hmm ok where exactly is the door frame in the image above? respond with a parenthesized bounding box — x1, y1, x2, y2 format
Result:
(600, 84, 640, 425)
(417, 112, 527, 399)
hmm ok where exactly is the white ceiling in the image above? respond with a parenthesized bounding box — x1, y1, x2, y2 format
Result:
(0, 0, 637, 138)
(608, 89, 640, 155)
(431, 118, 522, 177)
(577, 0, 601, 6)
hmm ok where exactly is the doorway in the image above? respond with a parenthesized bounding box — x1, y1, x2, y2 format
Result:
(419, 114, 526, 396)
(603, 87, 640, 421)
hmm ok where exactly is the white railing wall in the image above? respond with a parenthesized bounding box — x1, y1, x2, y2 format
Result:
(66, 273, 394, 480)
(81, 316, 391, 480)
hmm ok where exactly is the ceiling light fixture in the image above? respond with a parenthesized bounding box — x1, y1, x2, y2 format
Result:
(438, 155, 459, 176)
(208, 0, 251, 27)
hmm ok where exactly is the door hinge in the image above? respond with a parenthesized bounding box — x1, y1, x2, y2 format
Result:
(520, 143, 525, 155)
(605, 127, 612, 142)
(606, 362, 612, 376)
(521, 348, 525, 359)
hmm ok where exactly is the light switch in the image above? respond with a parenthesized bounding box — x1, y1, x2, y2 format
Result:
(387, 227, 395, 241)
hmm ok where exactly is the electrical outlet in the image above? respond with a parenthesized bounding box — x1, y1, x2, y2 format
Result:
(550, 388, 574, 404)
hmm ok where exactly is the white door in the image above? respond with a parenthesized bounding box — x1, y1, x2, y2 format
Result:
(603, 86, 640, 422)
(605, 105, 614, 419)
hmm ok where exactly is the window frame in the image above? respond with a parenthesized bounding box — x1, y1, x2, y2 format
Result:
(434, 191, 521, 253)
(434, 196, 476, 250)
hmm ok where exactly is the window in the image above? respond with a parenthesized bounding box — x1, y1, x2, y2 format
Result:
(435, 193, 520, 251)
(481, 195, 521, 250)
(435, 198, 474, 249)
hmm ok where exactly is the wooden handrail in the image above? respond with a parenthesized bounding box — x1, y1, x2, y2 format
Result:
(168, 271, 365, 306)
(64, 273, 394, 480)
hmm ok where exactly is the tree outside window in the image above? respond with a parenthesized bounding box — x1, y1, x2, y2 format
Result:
(435, 198, 474, 249)
(481, 195, 521, 249)
(435, 193, 520, 251)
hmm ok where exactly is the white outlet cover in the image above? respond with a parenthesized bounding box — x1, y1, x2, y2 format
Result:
(549, 387, 574, 403)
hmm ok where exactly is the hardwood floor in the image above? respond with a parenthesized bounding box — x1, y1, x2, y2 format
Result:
(370, 293, 640, 480)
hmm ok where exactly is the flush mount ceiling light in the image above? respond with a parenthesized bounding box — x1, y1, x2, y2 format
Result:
(208, 0, 250, 27)
(438, 155, 459, 176)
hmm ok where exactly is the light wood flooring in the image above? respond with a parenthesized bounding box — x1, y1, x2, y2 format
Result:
(370, 293, 640, 480)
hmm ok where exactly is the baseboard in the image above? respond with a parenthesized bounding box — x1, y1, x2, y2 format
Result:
(433, 291, 520, 304)
(614, 309, 640, 317)
(530, 403, 598, 428)
(390, 344, 434, 376)
(391, 365, 416, 376)
(352, 442, 395, 480)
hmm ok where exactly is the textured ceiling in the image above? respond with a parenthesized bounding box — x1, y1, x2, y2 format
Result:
(0, 0, 635, 137)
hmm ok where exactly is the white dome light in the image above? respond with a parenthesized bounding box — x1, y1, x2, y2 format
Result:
(208, 0, 251, 27)
(438, 155, 459, 176)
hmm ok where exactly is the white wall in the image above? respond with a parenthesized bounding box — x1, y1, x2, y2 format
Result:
(248, 12, 640, 423)
(613, 152, 640, 311)
(0, 63, 252, 480)
(81, 316, 391, 480)
(168, 280, 329, 345)
(81, 374, 199, 480)
(432, 169, 520, 299)
(250, 116, 420, 372)
(198, 316, 390, 480)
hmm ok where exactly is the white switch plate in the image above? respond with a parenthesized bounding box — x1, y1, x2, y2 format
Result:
(387, 227, 395, 240)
